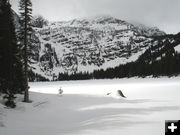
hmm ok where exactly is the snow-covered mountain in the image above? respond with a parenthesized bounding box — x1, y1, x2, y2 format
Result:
(30, 15, 168, 80)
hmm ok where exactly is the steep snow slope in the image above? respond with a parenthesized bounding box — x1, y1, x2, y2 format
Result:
(175, 44, 180, 53)
(31, 16, 166, 80)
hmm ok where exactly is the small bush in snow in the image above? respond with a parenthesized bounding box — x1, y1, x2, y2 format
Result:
(59, 87, 63, 95)
(3, 93, 16, 108)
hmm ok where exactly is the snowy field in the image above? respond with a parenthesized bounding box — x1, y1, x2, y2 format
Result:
(1, 77, 180, 135)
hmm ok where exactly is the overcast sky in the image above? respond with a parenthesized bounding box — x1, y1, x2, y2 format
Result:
(10, 0, 180, 34)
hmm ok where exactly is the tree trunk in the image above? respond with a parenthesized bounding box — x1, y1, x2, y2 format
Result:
(23, 0, 29, 102)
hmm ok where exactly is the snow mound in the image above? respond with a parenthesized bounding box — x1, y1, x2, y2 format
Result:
(107, 90, 126, 99)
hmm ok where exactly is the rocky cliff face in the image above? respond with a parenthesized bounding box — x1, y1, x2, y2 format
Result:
(29, 15, 167, 80)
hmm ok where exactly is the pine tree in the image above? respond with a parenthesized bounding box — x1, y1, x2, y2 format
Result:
(0, 0, 25, 108)
(18, 0, 33, 102)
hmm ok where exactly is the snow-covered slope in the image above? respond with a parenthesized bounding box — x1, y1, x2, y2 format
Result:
(1, 77, 180, 135)
(132, 23, 166, 37)
(31, 16, 166, 80)
(175, 44, 180, 53)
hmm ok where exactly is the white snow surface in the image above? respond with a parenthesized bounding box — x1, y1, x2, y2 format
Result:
(174, 44, 180, 53)
(1, 77, 180, 135)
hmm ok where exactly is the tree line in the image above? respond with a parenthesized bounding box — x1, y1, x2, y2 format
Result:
(57, 52, 180, 81)
(57, 34, 180, 81)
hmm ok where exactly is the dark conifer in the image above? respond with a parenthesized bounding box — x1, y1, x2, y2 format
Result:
(0, 0, 25, 107)
(18, 0, 33, 102)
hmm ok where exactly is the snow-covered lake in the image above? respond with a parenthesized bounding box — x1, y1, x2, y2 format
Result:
(1, 77, 180, 135)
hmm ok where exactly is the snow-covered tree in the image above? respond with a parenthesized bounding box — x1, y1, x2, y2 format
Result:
(32, 15, 48, 28)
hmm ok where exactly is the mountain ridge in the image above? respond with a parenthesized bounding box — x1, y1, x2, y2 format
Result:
(12, 14, 180, 81)
(51, 15, 166, 37)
